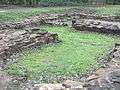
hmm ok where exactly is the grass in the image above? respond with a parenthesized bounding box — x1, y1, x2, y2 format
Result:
(6, 26, 118, 83)
(3, 5, 120, 83)
(96, 5, 120, 15)
(1, 5, 120, 22)
(0, 6, 79, 22)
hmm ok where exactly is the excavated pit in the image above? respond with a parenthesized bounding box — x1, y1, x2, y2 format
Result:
(1, 12, 120, 90)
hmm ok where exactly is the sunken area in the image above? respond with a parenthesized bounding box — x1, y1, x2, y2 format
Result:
(0, 6, 120, 90)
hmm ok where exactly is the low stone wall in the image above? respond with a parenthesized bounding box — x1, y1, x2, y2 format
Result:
(69, 13, 120, 22)
(73, 19, 120, 34)
(0, 14, 67, 30)
(0, 12, 120, 30)
(0, 28, 59, 69)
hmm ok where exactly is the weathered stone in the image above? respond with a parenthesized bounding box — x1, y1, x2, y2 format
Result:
(70, 13, 120, 22)
(108, 71, 120, 83)
(0, 29, 59, 69)
(62, 80, 84, 88)
(86, 75, 99, 82)
(37, 31, 48, 35)
(38, 84, 65, 90)
(0, 14, 67, 30)
(115, 42, 120, 47)
(113, 51, 120, 58)
(31, 28, 40, 31)
(73, 19, 120, 34)
(0, 71, 11, 90)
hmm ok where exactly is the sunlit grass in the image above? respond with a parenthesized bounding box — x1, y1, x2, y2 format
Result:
(6, 26, 118, 83)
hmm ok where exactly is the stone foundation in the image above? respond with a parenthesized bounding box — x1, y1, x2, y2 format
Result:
(0, 11, 120, 90)
(0, 14, 67, 30)
(73, 19, 120, 34)
(69, 13, 120, 22)
(0, 28, 59, 69)
(1, 12, 120, 30)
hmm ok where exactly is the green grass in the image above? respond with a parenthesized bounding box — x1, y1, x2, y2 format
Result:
(1, 5, 120, 22)
(96, 5, 120, 15)
(0, 7, 78, 22)
(4, 5, 120, 83)
(6, 26, 118, 83)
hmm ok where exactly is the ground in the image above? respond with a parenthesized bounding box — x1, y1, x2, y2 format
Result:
(0, 5, 120, 84)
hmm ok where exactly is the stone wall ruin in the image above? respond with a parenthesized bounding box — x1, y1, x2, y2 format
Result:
(0, 11, 120, 90)
(0, 29, 59, 69)
(73, 19, 120, 34)
(0, 14, 67, 30)
(1, 12, 120, 30)
(69, 13, 120, 22)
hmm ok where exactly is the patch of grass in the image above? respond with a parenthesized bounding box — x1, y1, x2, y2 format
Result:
(1, 5, 120, 22)
(0, 7, 79, 22)
(6, 26, 118, 83)
(96, 5, 120, 15)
